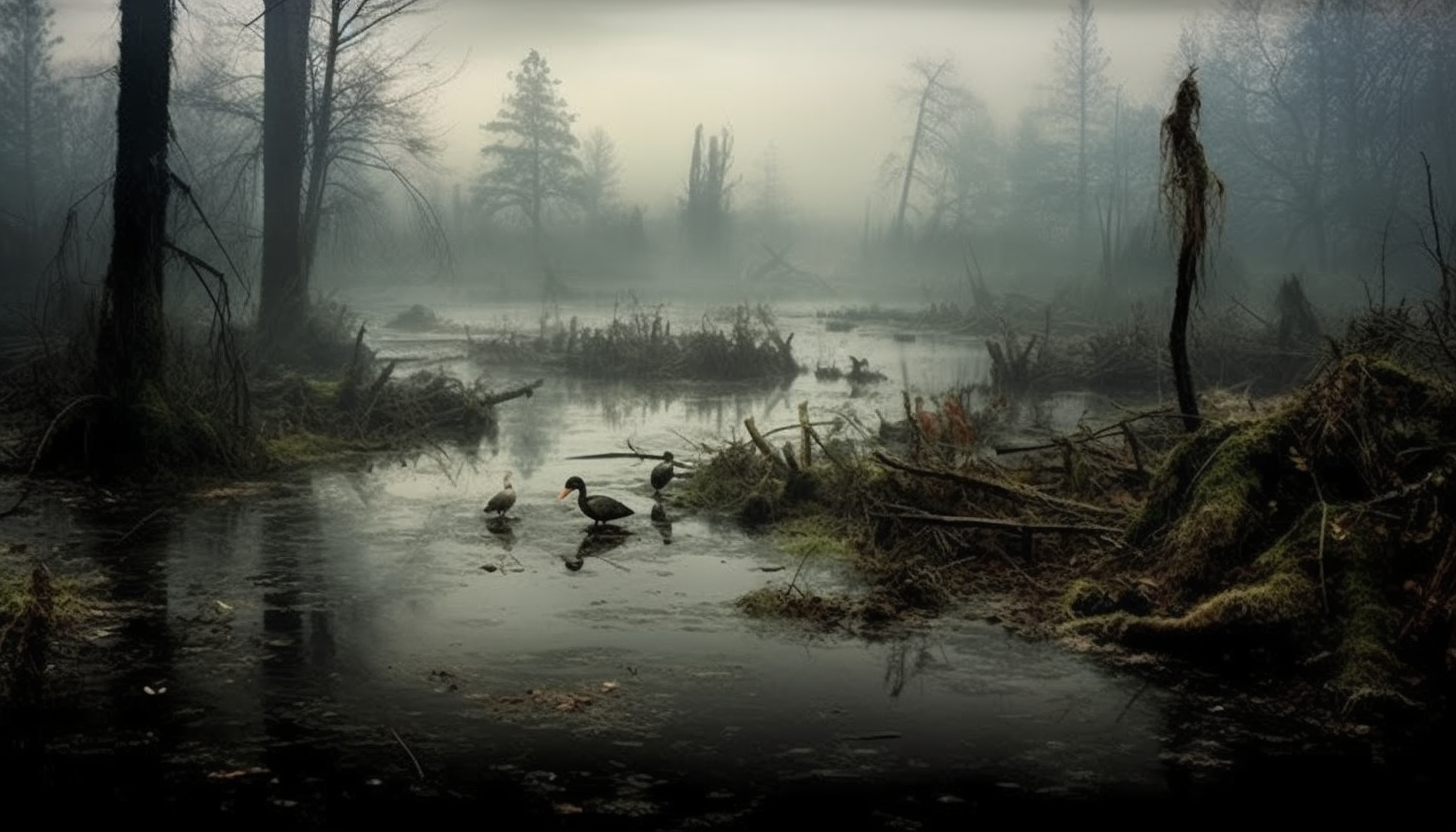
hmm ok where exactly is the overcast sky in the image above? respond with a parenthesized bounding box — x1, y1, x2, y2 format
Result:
(48, 0, 1197, 225)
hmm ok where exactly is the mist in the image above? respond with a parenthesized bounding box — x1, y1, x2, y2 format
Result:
(3, 0, 1456, 826)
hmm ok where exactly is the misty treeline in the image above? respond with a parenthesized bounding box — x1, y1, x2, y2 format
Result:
(874, 0, 1456, 305)
(0, 0, 452, 327)
(4, 0, 1456, 324)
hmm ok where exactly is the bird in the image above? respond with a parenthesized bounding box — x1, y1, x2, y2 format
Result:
(558, 475, 635, 526)
(483, 471, 516, 519)
(651, 452, 676, 493)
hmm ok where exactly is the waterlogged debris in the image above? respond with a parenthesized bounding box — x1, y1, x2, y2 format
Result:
(208, 767, 270, 781)
(481, 564, 499, 572)
(215, 600, 233, 612)
(601, 681, 620, 692)
(554, 803, 584, 815)
(756, 565, 786, 572)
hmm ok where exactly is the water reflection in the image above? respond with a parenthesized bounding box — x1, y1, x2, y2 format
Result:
(650, 500, 672, 544)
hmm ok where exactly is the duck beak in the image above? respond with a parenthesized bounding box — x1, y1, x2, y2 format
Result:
(557, 487, 574, 500)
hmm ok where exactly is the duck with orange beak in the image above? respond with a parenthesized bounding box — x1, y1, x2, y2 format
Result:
(558, 475, 635, 526)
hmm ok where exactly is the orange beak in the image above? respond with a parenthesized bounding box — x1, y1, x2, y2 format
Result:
(557, 487, 575, 500)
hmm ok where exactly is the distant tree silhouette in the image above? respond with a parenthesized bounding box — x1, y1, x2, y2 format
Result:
(680, 123, 736, 261)
(476, 48, 581, 251)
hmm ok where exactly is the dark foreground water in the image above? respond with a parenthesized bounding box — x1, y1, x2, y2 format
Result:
(1, 292, 1450, 830)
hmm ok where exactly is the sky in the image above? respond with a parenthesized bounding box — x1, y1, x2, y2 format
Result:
(48, 0, 1198, 226)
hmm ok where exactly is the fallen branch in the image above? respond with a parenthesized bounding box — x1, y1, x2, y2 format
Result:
(872, 451, 1125, 518)
(564, 450, 692, 469)
(482, 377, 544, 406)
(871, 509, 1123, 536)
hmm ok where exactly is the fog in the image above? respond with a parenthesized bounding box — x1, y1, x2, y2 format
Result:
(15, 0, 1456, 312)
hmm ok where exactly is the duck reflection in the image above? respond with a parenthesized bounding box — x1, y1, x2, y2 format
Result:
(650, 500, 672, 544)
(577, 528, 630, 559)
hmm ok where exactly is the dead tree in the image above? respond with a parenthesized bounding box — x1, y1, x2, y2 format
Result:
(1159, 67, 1224, 432)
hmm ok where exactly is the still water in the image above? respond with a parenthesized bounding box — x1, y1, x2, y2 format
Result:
(1, 288, 1441, 829)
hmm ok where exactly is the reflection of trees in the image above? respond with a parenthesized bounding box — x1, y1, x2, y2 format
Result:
(882, 633, 943, 699)
(258, 496, 339, 784)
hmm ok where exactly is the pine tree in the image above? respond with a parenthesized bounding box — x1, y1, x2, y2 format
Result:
(476, 49, 580, 248)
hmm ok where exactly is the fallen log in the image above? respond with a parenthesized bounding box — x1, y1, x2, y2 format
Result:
(483, 377, 544, 406)
(563, 450, 692, 469)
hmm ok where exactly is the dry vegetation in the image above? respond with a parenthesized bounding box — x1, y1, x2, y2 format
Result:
(684, 298, 1456, 724)
(468, 302, 800, 382)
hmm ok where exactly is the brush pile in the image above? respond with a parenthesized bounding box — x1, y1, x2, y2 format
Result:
(470, 303, 800, 383)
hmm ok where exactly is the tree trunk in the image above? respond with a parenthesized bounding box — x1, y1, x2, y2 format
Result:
(892, 63, 947, 248)
(260, 0, 311, 348)
(301, 0, 341, 283)
(95, 0, 173, 410)
(1170, 236, 1199, 432)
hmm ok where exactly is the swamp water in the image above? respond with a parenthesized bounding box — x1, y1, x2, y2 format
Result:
(1, 292, 1446, 829)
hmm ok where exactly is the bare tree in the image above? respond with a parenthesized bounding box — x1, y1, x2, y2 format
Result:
(1160, 67, 1224, 433)
(300, 0, 441, 281)
(1052, 0, 1111, 272)
(577, 125, 620, 225)
(889, 57, 958, 248)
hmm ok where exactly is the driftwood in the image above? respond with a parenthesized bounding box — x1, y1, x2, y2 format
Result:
(563, 450, 691, 469)
(482, 377, 544, 406)
(872, 450, 1124, 518)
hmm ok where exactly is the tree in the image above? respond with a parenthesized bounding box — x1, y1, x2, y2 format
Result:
(476, 48, 581, 249)
(1160, 67, 1224, 433)
(680, 123, 736, 261)
(1051, 0, 1111, 272)
(0, 0, 65, 268)
(260, 0, 310, 347)
(95, 0, 173, 416)
(889, 58, 959, 248)
(577, 125, 620, 225)
(299, 0, 441, 281)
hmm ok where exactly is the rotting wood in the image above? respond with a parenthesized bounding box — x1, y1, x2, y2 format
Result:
(745, 417, 788, 470)
(798, 401, 812, 467)
(872, 450, 1125, 518)
(482, 377, 544, 406)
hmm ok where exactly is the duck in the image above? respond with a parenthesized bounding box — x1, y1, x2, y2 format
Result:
(651, 452, 676, 494)
(483, 471, 516, 519)
(558, 475, 634, 526)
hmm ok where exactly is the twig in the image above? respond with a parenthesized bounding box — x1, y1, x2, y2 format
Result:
(1307, 464, 1331, 616)
(115, 507, 166, 548)
(29, 394, 107, 477)
(390, 728, 425, 780)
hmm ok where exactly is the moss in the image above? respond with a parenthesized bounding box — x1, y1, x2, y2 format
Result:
(775, 513, 859, 560)
(1062, 578, 1118, 618)
(264, 431, 372, 467)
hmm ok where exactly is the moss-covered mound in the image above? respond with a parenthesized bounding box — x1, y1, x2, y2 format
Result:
(1067, 353, 1456, 711)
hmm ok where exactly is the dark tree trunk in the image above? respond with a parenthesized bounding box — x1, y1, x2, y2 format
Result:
(1169, 237, 1199, 432)
(260, 0, 311, 348)
(95, 0, 173, 409)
